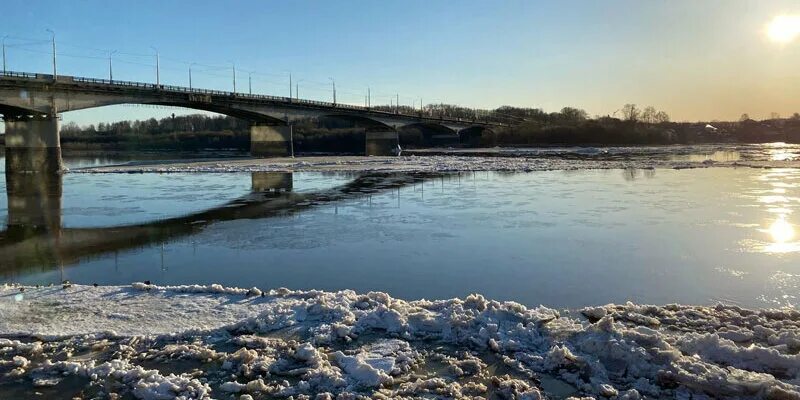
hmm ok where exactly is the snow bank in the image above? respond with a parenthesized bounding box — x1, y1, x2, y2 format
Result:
(1, 283, 800, 399)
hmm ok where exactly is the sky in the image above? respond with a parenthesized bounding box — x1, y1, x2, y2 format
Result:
(2, 0, 800, 128)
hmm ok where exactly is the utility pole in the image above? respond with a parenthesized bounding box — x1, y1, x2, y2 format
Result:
(46, 29, 56, 80)
(396, 94, 399, 114)
(232, 63, 236, 93)
(108, 50, 117, 81)
(1, 35, 7, 73)
(150, 46, 159, 86)
(368, 87, 371, 108)
(329, 77, 336, 105)
(248, 72, 252, 95)
(289, 73, 292, 99)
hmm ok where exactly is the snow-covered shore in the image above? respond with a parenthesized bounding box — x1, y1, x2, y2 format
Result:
(2, 283, 800, 399)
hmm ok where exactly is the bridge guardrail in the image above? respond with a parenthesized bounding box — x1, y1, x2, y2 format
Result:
(1, 70, 506, 127)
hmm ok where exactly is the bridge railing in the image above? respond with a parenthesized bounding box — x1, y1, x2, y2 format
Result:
(1, 70, 506, 127)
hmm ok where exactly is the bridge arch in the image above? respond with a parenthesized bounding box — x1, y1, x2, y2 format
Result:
(400, 122, 458, 147)
(458, 125, 492, 146)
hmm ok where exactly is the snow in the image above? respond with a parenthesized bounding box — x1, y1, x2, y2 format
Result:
(2, 282, 800, 399)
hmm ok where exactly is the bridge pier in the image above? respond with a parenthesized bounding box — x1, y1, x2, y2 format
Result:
(365, 130, 400, 156)
(3, 115, 63, 174)
(250, 124, 291, 157)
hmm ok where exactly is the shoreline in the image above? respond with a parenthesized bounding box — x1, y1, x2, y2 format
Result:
(1, 282, 799, 399)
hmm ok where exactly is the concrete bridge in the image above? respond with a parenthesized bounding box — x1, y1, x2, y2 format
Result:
(0, 71, 503, 173)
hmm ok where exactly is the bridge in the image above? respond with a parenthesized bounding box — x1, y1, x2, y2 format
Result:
(0, 71, 504, 173)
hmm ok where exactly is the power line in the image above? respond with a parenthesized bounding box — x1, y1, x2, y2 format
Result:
(0, 33, 463, 110)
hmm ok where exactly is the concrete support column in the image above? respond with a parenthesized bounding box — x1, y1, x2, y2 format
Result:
(5, 171, 63, 240)
(365, 129, 400, 156)
(3, 115, 63, 174)
(250, 124, 291, 157)
(251, 172, 293, 193)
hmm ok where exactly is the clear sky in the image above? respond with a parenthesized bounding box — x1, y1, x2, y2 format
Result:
(2, 0, 800, 127)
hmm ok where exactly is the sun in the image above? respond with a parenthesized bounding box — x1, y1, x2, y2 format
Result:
(767, 15, 800, 44)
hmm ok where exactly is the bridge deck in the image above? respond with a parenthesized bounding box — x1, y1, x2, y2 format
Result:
(0, 71, 505, 128)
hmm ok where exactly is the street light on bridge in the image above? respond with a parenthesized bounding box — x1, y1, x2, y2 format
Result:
(1, 35, 8, 73)
(295, 79, 303, 101)
(150, 46, 159, 86)
(188, 63, 196, 90)
(108, 50, 117, 82)
(329, 77, 336, 105)
(231, 62, 236, 93)
(45, 29, 56, 81)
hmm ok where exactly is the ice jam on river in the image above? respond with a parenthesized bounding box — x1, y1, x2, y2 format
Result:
(2, 283, 800, 399)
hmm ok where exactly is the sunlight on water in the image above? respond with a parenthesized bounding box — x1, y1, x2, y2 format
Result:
(769, 217, 795, 243)
(749, 168, 800, 254)
(767, 142, 798, 161)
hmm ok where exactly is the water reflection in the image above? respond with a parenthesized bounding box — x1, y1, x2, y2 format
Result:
(0, 170, 433, 276)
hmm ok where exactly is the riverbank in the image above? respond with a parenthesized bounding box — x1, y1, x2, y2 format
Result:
(1, 282, 798, 399)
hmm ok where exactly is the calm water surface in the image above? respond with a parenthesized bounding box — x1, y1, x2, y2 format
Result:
(2, 150, 800, 309)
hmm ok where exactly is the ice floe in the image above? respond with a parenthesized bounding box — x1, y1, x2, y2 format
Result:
(1, 283, 800, 399)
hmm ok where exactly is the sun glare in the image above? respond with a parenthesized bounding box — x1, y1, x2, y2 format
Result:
(767, 15, 800, 44)
(769, 217, 795, 243)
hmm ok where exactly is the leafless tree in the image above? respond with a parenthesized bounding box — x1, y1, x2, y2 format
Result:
(621, 104, 640, 122)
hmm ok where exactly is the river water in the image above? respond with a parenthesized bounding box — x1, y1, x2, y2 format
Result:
(2, 145, 800, 309)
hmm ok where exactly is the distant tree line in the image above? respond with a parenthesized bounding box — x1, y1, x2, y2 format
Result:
(43, 104, 800, 151)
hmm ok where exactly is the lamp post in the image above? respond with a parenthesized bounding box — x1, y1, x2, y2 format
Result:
(1, 35, 7, 73)
(329, 77, 336, 105)
(231, 62, 236, 93)
(108, 50, 117, 82)
(295, 79, 303, 101)
(150, 46, 159, 86)
(248, 72, 252, 95)
(45, 29, 56, 80)
(188, 63, 196, 90)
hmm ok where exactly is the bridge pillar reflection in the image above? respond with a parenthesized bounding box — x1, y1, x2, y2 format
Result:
(5, 170, 63, 240)
(250, 124, 291, 157)
(251, 172, 293, 193)
(365, 129, 400, 156)
(3, 114, 63, 174)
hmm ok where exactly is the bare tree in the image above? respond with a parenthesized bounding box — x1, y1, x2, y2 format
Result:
(621, 104, 640, 122)
(654, 111, 670, 123)
(640, 106, 657, 123)
(739, 113, 750, 122)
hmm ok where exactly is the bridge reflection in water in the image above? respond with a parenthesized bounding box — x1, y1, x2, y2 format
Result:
(0, 170, 440, 277)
